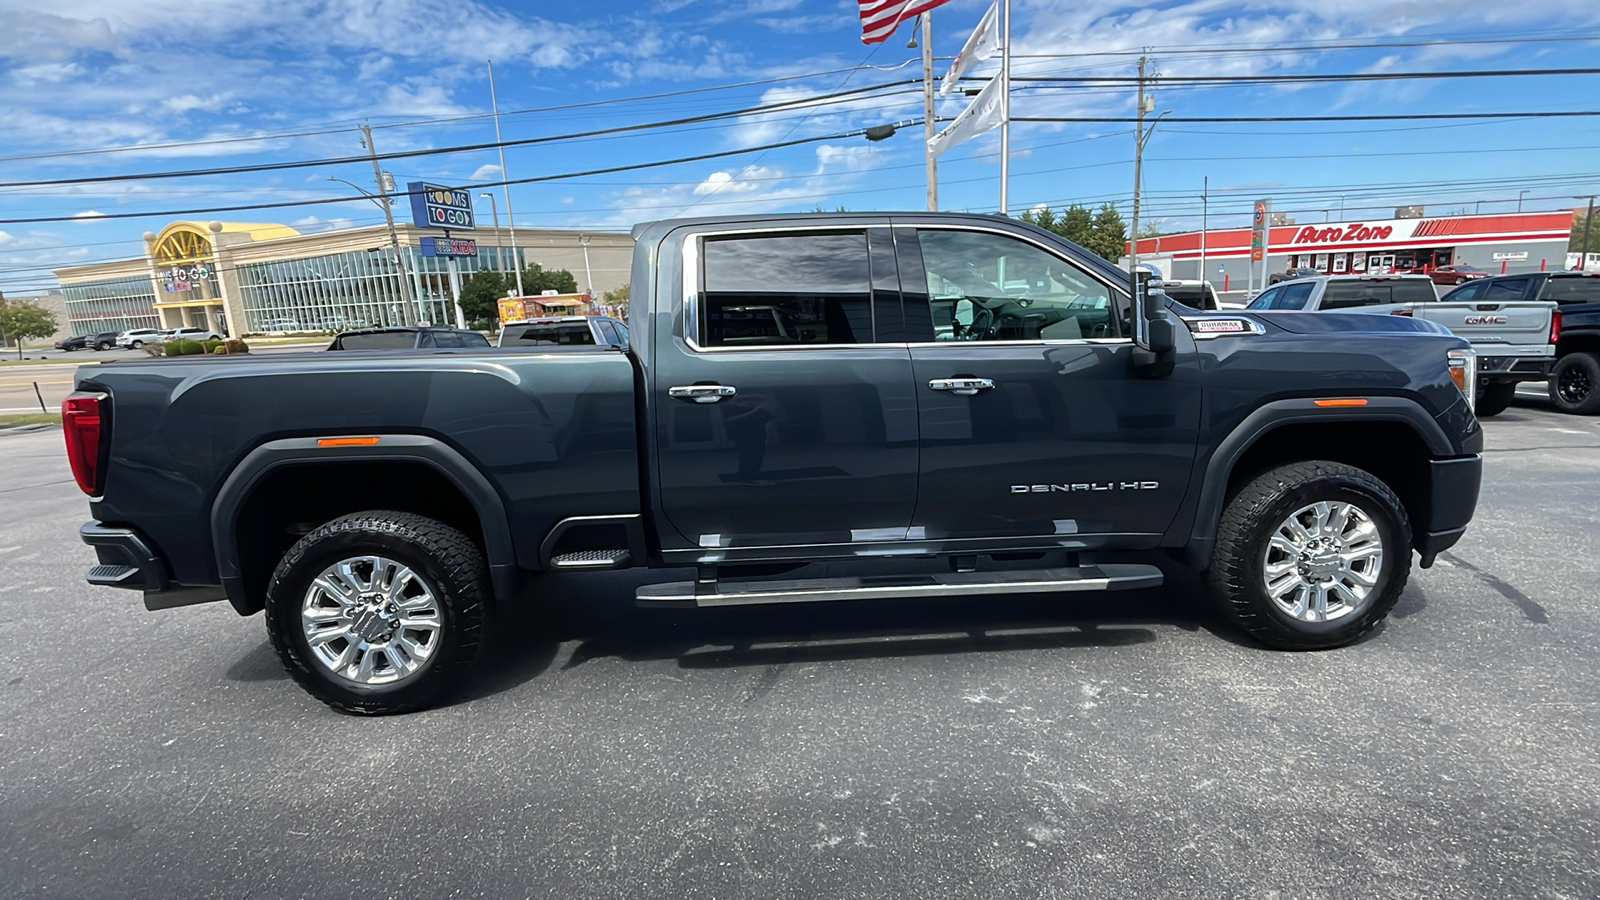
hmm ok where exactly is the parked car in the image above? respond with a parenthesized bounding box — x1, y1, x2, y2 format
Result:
(1153, 280, 1220, 310)
(258, 318, 303, 332)
(1247, 274, 1556, 416)
(70, 212, 1483, 714)
(115, 328, 163, 349)
(87, 332, 121, 351)
(498, 316, 628, 348)
(54, 335, 90, 352)
(160, 326, 223, 342)
(326, 326, 491, 351)
(1427, 265, 1490, 286)
(1267, 266, 1321, 285)
(1442, 271, 1600, 414)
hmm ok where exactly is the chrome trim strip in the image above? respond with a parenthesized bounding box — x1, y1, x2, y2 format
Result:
(636, 564, 1164, 606)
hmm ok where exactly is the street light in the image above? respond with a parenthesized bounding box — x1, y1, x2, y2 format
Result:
(327, 175, 419, 325)
(578, 234, 594, 298)
(478, 192, 501, 273)
(1518, 189, 1529, 212)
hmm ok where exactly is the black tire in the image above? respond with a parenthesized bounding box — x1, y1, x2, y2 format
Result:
(130, 340, 142, 349)
(265, 511, 489, 715)
(1207, 461, 1411, 650)
(96, 342, 111, 351)
(1453, 277, 1466, 285)
(1474, 381, 1517, 417)
(1549, 352, 1600, 415)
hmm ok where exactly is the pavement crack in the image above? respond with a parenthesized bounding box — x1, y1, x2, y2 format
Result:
(1439, 551, 1549, 623)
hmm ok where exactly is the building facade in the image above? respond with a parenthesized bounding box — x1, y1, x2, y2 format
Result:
(54, 221, 632, 337)
(1126, 210, 1574, 290)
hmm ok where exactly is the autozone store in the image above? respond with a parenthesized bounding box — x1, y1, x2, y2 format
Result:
(1130, 210, 1574, 290)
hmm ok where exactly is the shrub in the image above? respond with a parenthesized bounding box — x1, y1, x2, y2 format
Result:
(163, 339, 206, 357)
(222, 339, 249, 354)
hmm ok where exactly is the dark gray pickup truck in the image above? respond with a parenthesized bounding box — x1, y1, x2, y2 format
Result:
(65, 212, 1484, 714)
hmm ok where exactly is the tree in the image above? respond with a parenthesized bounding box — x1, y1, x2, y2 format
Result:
(0, 299, 59, 359)
(457, 270, 509, 330)
(1571, 208, 1599, 256)
(519, 261, 578, 296)
(1085, 202, 1129, 262)
(1020, 203, 1094, 247)
(602, 283, 629, 304)
(1137, 220, 1164, 239)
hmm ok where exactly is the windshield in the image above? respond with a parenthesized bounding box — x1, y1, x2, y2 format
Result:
(505, 323, 595, 345)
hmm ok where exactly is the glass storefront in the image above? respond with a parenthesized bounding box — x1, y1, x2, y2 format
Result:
(61, 276, 161, 336)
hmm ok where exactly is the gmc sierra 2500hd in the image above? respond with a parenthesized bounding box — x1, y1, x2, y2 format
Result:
(66, 213, 1484, 714)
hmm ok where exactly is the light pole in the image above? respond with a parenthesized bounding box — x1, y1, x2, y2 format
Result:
(578, 234, 594, 300)
(328, 174, 418, 326)
(478, 192, 501, 272)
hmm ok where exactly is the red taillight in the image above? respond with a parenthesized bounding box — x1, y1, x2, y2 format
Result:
(1551, 309, 1562, 345)
(62, 392, 107, 495)
(1390, 308, 1414, 317)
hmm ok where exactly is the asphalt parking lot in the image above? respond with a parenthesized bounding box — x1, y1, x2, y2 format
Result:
(1, 400, 1596, 899)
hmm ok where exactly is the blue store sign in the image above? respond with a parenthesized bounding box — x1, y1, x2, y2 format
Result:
(407, 182, 475, 229)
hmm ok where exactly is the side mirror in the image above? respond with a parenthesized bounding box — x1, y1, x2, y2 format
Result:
(1132, 278, 1177, 376)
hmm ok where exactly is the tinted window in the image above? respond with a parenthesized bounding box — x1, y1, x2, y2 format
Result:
(917, 229, 1118, 340)
(1275, 282, 1315, 309)
(1246, 287, 1281, 310)
(1442, 281, 1486, 301)
(701, 232, 871, 346)
(460, 331, 490, 347)
(1542, 277, 1600, 304)
(1163, 285, 1216, 309)
(595, 321, 620, 345)
(337, 331, 419, 350)
(507, 323, 596, 345)
(1484, 277, 1530, 300)
(613, 321, 630, 344)
(432, 331, 463, 348)
(1320, 280, 1430, 309)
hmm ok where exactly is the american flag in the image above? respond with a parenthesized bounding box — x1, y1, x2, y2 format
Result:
(858, 0, 954, 44)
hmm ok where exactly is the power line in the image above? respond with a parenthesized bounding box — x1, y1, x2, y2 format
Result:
(0, 81, 918, 191)
(1010, 33, 1600, 60)
(1016, 111, 1600, 124)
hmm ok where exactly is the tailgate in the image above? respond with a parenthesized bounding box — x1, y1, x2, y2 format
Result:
(1414, 301, 1555, 355)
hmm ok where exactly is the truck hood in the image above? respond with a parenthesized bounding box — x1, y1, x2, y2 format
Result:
(1249, 311, 1452, 337)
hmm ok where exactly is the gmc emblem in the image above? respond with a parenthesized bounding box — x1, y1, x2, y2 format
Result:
(1463, 315, 1507, 325)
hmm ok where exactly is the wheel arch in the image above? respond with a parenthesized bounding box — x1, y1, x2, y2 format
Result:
(212, 435, 517, 616)
(1172, 398, 1456, 569)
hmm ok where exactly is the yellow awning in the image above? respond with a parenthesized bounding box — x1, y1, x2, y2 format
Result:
(153, 298, 223, 309)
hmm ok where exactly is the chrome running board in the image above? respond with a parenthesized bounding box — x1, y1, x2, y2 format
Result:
(636, 564, 1163, 607)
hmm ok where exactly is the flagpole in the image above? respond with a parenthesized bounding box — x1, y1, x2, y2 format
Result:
(488, 59, 525, 298)
(998, 0, 1010, 215)
(921, 12, 938, 211)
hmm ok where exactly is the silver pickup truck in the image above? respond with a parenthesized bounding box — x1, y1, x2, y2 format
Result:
(1247, 274, 1556, 416)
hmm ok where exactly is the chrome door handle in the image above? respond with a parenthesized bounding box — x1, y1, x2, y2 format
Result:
(669, 384, 737, 403)
(928, 377, 995, 396)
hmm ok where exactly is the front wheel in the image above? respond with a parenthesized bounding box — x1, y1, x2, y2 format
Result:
(1549, 353, 1600, 415)
(1454, 277, 1466, 285)
(1207, 461, 1411, 650)
(265, 511, 490, 714)
(1474, 381, 1517, 417)
(130, 340, 142, 349)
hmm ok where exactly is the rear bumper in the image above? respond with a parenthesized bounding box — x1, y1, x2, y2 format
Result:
(81, 522, 225, 611)
(1478, 354, 1553, 384)
(1417, 455, 1482, 567)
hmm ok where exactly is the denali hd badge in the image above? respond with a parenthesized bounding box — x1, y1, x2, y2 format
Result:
(1012, 482, 1159, 493)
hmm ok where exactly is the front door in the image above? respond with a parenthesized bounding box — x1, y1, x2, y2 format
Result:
(652, 227, 920, 550)
(898, 224, 1202, 540)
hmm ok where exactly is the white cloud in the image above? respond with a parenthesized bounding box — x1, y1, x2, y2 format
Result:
(161, 93, 228, 114)
(71, 210, 106, 220)
(470, 164, 502, 181)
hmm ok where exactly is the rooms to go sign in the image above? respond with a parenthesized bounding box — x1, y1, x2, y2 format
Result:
(407, 182, 475, 229)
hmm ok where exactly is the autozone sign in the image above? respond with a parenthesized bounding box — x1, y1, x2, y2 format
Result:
(1292, 223, 1396, 245)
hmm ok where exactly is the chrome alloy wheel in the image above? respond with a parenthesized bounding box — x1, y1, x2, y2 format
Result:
(1261, 501, 1384, 623)
(301, 556, 442, 686)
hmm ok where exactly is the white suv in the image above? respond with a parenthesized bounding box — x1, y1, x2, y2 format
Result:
(161, 326, 223, 342)
(116, 329, 163, 349)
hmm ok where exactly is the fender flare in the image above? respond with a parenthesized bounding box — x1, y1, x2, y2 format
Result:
(210, 435, 517, 615)
(1171, 397, 1455, 569)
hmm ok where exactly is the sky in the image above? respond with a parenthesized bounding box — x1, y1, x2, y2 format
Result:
(3, 0, 1600, 292)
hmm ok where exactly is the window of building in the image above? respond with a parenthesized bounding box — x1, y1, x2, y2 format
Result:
(700, 232, 872, 346)
(916, 229, 1118, 341)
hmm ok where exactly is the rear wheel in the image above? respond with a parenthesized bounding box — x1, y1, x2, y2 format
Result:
(1453, 277, 1466, 285)
(130, 340, 143, 349)
(1208, 461, 1411, 650)
(1549, 352, 1600, 415)
(1474, 381, 1517, 417)
(265, 511, 489, 715)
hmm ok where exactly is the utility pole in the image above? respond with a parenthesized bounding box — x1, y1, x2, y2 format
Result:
(360, 123, 418, 325)
(1199, 175, 1208, 286)
(918, 13, 938, 210)
(488, 60, 525, 297)
(998, 0, 1011, 215)
(1580, 195, 1597, 271)
(1130, 55, 1145, 281)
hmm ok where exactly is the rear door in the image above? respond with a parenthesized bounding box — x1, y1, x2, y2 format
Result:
(651, 225, 920, 550)
(898, 223, 1202, 540)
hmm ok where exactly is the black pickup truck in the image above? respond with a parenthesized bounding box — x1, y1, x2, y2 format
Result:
(65, 212, 1484, 714)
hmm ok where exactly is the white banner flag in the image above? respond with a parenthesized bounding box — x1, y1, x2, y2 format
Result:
(940, 1, 999, 96)
(928, 73, 1003, 158)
